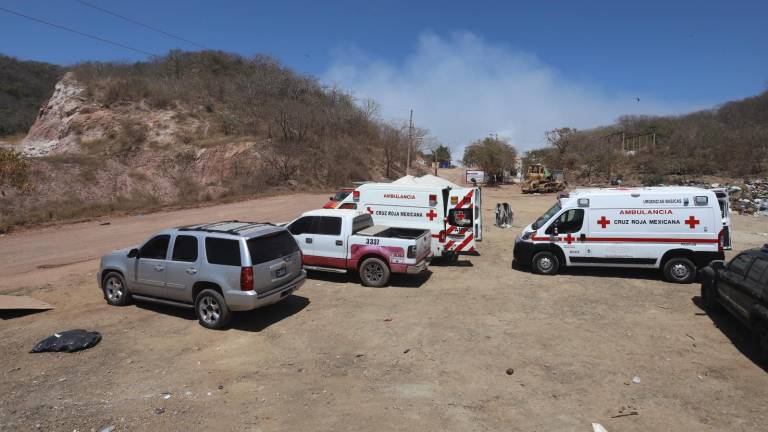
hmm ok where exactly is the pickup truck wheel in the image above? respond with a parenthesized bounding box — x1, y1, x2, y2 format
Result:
(360, 257, 390, 287)
(532, 251, 559, 275)
(752, 320, 768, 365)
(663, 257, 696, 284)
(195, 289, 232, 330)
(102, 272, 131, 306)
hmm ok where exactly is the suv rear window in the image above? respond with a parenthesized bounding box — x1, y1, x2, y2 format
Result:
(205, 237, 241, 266)
(247, 231, 299, 265)
(172, 235, 198, 262)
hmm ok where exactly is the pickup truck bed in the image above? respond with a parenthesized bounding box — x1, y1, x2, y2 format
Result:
(357, 225, 428, 239)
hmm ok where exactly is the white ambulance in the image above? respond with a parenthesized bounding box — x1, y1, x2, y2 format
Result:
(338, 175, 483, 259)
(513, 187, 729, 283)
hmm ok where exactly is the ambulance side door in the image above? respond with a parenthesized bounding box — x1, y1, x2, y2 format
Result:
(544, 208, 590, 265)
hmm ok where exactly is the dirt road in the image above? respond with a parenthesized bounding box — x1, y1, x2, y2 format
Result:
(1, 179, 767, 431)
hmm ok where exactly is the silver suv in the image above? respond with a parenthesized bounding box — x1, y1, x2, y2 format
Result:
(98, 221, 306, 329)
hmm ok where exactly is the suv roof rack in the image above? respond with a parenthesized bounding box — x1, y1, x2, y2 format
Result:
(178, 220, 275, 235)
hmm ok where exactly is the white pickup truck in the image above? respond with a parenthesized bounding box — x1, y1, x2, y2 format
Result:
(286, 209, 432, 286)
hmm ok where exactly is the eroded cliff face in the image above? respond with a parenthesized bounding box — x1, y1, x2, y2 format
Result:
(21, 72, 86, 157)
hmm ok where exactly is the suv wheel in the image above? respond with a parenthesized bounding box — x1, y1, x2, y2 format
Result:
(360, 257, 390, 287)
(532, 251, 559, 275)
(752, 320, 768, 365)
(195, 289, 232, 330)
(663, 257, 696, 284)
(102, 272, 131, 306)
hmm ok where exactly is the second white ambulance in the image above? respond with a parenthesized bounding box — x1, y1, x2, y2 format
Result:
(513, 187, 729, 283)
(338, 175, 483, 259)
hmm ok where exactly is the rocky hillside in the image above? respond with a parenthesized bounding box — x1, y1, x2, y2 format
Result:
(0, 51, 419, 230)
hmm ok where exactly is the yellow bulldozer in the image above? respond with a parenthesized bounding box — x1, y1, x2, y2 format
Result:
(521, 164, 567, 194)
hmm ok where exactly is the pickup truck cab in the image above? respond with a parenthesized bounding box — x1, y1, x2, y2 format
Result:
(286, 209, 432, 287)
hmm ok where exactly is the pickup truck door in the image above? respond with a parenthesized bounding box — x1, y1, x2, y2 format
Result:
(310, 216, 347, 268)
(134, 234, 171, 296)
(287, 216, 315, 262)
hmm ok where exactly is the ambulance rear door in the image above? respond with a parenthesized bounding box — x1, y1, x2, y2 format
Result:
(474, 187, 483, 241)
(446, 188, 478, 254)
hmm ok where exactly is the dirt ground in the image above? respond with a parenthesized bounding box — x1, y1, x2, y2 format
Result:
(1, 171, 767, 431)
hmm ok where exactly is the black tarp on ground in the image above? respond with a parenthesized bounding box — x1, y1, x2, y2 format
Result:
(30, 329, 101, 353)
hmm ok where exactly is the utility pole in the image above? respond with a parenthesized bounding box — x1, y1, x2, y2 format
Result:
(433, 148, 438, 175)
(406, 109, 413, 175)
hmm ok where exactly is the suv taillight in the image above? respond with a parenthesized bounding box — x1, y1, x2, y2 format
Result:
(240, 267, 254, 291)
(407, 245, 417, 259)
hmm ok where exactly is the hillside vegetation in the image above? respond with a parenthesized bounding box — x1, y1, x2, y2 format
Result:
(0, 50, 422, 231)
(524, 91, 768, 184)
(0, 55, 62, 136)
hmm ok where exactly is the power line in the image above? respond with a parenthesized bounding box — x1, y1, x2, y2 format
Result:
(0, 6, 159, 57)
(73, 0, 209, 50)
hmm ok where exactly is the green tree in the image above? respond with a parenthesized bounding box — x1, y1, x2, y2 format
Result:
(433, 144, 451, 163)
(462, 137, 517, 177)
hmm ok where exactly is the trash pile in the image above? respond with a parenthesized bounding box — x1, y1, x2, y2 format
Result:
(675, 178, 768, 217)
(733, 179, 768, 216)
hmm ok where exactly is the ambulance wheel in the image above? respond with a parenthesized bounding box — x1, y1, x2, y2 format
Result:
(663, 257, 696, 284)
(532, 251, 559, 275)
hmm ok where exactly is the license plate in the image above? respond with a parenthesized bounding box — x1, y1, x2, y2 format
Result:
(276, 268, 287, 277)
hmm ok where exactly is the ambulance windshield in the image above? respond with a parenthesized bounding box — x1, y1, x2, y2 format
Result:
(531, 202, 561, 230)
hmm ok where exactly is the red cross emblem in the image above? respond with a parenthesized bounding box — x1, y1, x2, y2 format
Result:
(426, 209, 438, 221)
(455, 211, 465, 221)
(366, 207, 374, 215)
(684, 216, 700, 229)
(564, 233, 574, 244)
(597, 216, 611, 229)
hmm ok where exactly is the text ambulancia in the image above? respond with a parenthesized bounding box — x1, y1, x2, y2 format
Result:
(513, 187, 730, 283)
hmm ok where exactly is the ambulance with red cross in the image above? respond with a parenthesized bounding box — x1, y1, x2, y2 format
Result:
(513, 187, 729, 283)
(338, 175, 483, 259)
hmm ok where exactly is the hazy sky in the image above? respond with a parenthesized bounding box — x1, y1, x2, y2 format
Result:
(2, 0, 766, 151)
